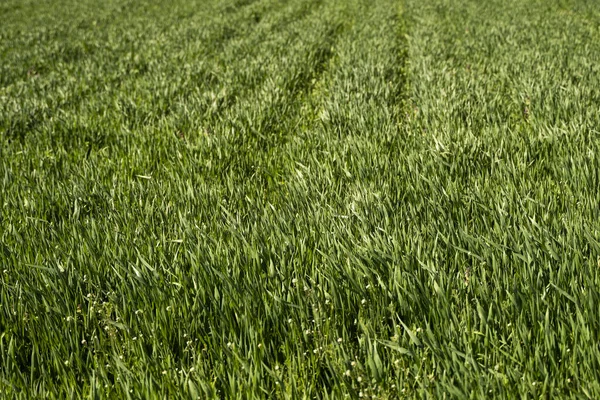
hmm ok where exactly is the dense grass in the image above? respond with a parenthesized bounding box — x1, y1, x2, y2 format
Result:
(2, 0, 600, 397)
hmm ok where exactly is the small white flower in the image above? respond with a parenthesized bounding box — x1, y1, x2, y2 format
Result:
(292, 278, 297, 284)
(357, 376, 362, 382)
(361, 299, 367, 305)
(288, 319, 292, 324)
(162, 370, 167, 375)
(345, 370, 351, 376)
(337, 338, 343, 343)
(81, 339, 87, 345)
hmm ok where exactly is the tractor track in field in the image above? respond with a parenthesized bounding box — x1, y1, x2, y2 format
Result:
(287, 0, 409, 163)
(195, 0, 410, 195)
(176, 0, 327, 120)
(230, 21, 347, 146)
(209, 12, 351, 185)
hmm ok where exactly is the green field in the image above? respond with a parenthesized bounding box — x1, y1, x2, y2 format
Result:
(2, 0, 600, 397)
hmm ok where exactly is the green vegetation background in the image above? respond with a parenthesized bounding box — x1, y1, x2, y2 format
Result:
(1, 0, 600, 397)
